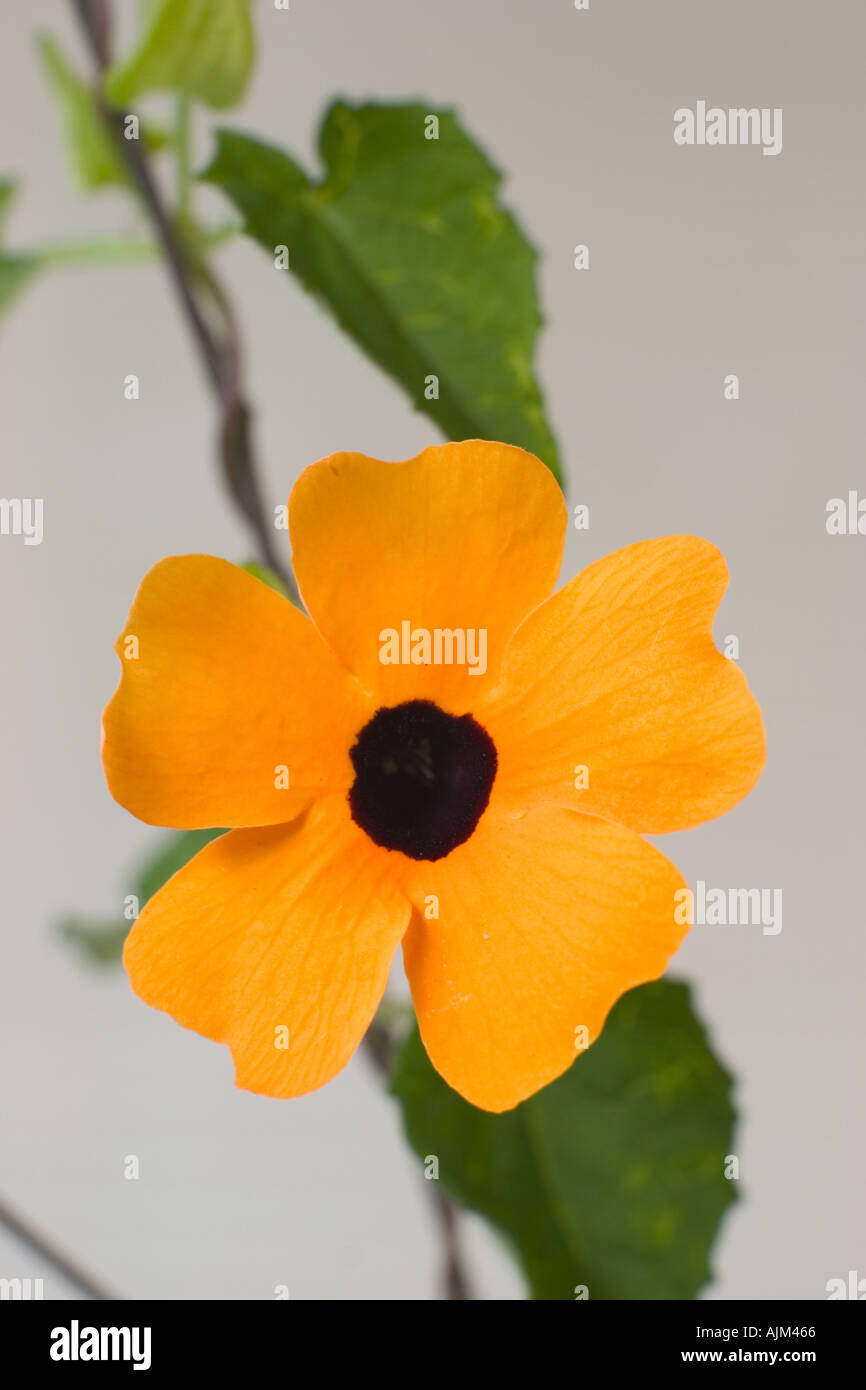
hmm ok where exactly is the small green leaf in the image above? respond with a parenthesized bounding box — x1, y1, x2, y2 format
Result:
(59, 919, 131, 966)
(60, 827, 224, 966)
(105, 0, 255, 110)
(135, 827, 224, 903)
(37, 34, 126, 190)
(391, 980, 738, 1300)
(241, 560, 291, 598)
(0, 177, 19, 233)
(203, 103, 562, 480)
(0, 180, 39, 319)
(0, 253, 40, 318)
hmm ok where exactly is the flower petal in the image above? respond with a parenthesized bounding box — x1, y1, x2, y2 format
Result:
(289, 441, 567, 704)
(402, 800, 688, 1112)
(123, 795, 410, 1097)
(103, 555, 370, 828)
(485, 536, 766, 833)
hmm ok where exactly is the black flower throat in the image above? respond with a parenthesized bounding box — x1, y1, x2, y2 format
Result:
(349, 699, 497, 861)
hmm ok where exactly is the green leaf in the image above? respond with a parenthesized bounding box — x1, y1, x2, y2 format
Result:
(391, 980, 738, 1300)
(105, 0, 255, 110)
(60, 827, 224, 966)
(0, 177, 18, 234)
(203, 103, 562, 480)
(37, 34, 127, 190)
(0, 253, 40, 318)
(135, 827, 224, 902)
(58, 919, 132, 966)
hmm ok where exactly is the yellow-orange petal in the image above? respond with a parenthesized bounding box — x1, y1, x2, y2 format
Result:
(103, 555, 370, 829)
(123, 795, 411, 1097)
(484, 536, 766, 834)
(288, 441, 567, 705)
(401, 800, 688, 1113)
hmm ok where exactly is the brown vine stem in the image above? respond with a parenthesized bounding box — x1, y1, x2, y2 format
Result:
(58, 0, 472, 1302)
(70, 0, 297, 598)
(0, 1194, 117, 1300)
(362, 1017, 473, 1300)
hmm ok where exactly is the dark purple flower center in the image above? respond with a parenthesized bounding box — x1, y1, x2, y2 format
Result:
(348, 699, 497, 861)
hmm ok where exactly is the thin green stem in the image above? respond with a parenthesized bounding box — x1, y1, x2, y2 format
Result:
(34, 222, 241, 271)
(36, 235, 160, 268)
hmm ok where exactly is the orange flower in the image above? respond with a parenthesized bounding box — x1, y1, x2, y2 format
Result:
(104, 441, 765, 1113)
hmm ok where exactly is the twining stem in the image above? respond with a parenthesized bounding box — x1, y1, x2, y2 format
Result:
(434, 1189, 474, 1301)
(363, 1012, 473, 1300)
(56, 0, 472, 1302)
(70, 0, 296, 596)
(0, 1194, 117, 1300)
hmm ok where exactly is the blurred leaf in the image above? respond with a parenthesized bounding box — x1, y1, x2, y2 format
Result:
(135, 827, 224, 902)
(59, 919, 131, 965)
(105, 0, 255, 110)
(142, 125, 170, 154)
(0, 253, 40, 318)
(0, 177, 19, 233)
(60, 827, 224, 967)
(37, 34, 127, 190)
(204, 103, 562, 480)
(391, 980, 737, 1300)
(241, 559, 291, 598)
(0, 180, 39, 319)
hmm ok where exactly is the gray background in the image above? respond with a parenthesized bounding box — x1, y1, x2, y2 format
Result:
(0, 0, 863, 1299)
